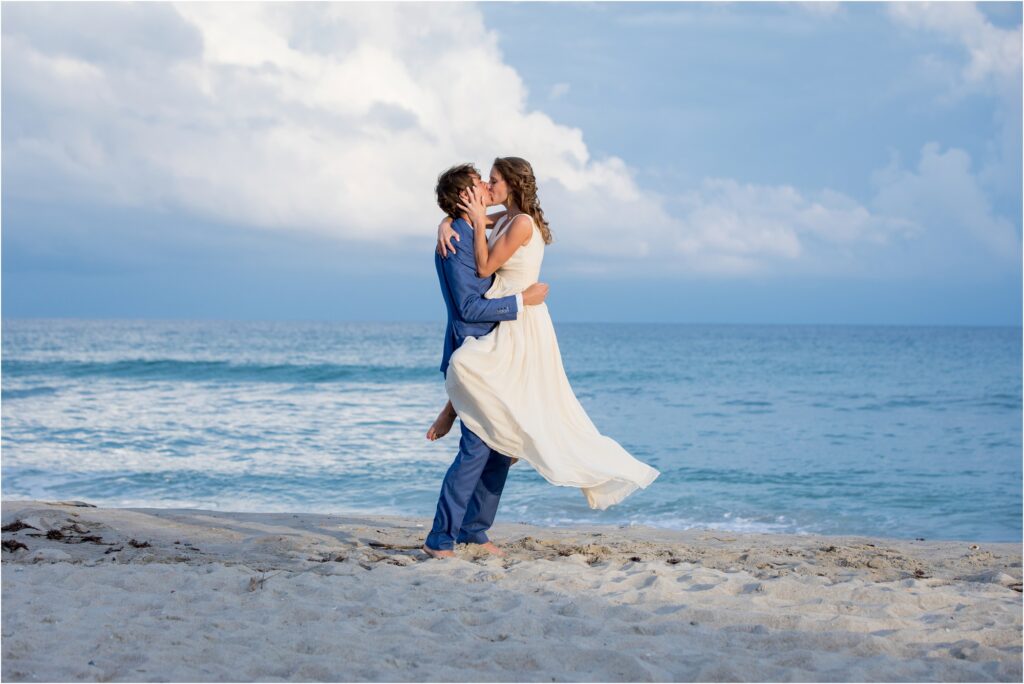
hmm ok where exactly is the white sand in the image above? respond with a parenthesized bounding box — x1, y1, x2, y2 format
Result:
(2, 499, 1021, 682)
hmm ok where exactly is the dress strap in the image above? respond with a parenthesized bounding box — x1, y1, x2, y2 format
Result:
(494, 212, 519, 237)
(491, 213, 509, 239)
(504, 213, 537, 230)
(494, 212, 536, 242)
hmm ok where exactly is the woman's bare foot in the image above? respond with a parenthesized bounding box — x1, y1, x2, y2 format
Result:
(422, 544, 455, 559)
(426, 406, 457, 441)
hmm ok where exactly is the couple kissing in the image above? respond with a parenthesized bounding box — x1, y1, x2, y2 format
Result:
(422, 157, 660, 559)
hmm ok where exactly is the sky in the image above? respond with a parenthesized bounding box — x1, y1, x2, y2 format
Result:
(2, 1, 1021, 325)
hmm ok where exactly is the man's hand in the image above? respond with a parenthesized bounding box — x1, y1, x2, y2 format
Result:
(522, 282, 550, 306)
(437, 217, 459, 258)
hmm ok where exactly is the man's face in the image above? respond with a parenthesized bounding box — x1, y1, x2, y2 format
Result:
(465, 173, 494, 207)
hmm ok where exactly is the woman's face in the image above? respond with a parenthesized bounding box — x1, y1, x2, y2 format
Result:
(488, 167, 509, 206)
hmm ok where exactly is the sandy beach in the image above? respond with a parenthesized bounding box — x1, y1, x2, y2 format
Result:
(1, 499, 1020, 682)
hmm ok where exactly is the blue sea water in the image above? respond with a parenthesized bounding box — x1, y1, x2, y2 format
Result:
(1, 319, 1020, 542)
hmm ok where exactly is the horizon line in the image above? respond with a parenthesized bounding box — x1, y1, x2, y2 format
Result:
(1, 316, 1020, 330)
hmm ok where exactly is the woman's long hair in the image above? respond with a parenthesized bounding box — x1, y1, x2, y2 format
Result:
(492, 157, 553, 245)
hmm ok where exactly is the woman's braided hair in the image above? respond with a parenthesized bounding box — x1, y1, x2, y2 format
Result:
(492, 157, 552, 245)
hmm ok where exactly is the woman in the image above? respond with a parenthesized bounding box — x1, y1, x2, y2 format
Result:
(426, 157, 659, 510)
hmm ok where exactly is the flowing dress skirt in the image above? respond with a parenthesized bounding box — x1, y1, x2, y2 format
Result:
(446, 299, 660, 510)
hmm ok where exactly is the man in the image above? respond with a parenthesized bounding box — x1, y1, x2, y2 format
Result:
(422, 163, 549, 559)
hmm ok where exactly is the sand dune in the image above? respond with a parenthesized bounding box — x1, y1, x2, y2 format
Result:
(2, 499, 1021, 682)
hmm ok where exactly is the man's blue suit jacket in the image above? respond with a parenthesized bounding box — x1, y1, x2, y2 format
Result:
(435, 217, 519, 376)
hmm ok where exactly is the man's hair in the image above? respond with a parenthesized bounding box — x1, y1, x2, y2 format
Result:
(435, 163, 480, 219)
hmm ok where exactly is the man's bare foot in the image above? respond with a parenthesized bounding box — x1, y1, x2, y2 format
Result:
(476, 541, 507, 558)
(422, 544, 455, 559)
(426, 407, 457, 441)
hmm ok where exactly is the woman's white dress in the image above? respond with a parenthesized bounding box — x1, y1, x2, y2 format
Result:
(445, 214, 660, 510)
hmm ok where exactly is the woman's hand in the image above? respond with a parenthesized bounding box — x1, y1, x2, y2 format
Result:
(437, 217, 458, 258)
(457, 185, 489, 230)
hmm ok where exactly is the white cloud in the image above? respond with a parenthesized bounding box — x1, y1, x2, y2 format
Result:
(551, 178, 921, 278)
(887, 1, 1022, 86)
(886, 1, 1023, 200)
(0, 1, 989, 281)
(5, 2, 643, 245)
(870, 141, 1021, 274)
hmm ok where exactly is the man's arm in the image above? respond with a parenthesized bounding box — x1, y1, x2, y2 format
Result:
(436, 211, 508, 258)
(442, 247, 519, 324)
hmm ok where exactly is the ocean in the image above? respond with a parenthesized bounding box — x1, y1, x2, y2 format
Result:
(1, 319, 1020, 542)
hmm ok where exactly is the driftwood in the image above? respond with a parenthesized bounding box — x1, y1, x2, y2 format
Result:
(367, 541, 422, 550)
